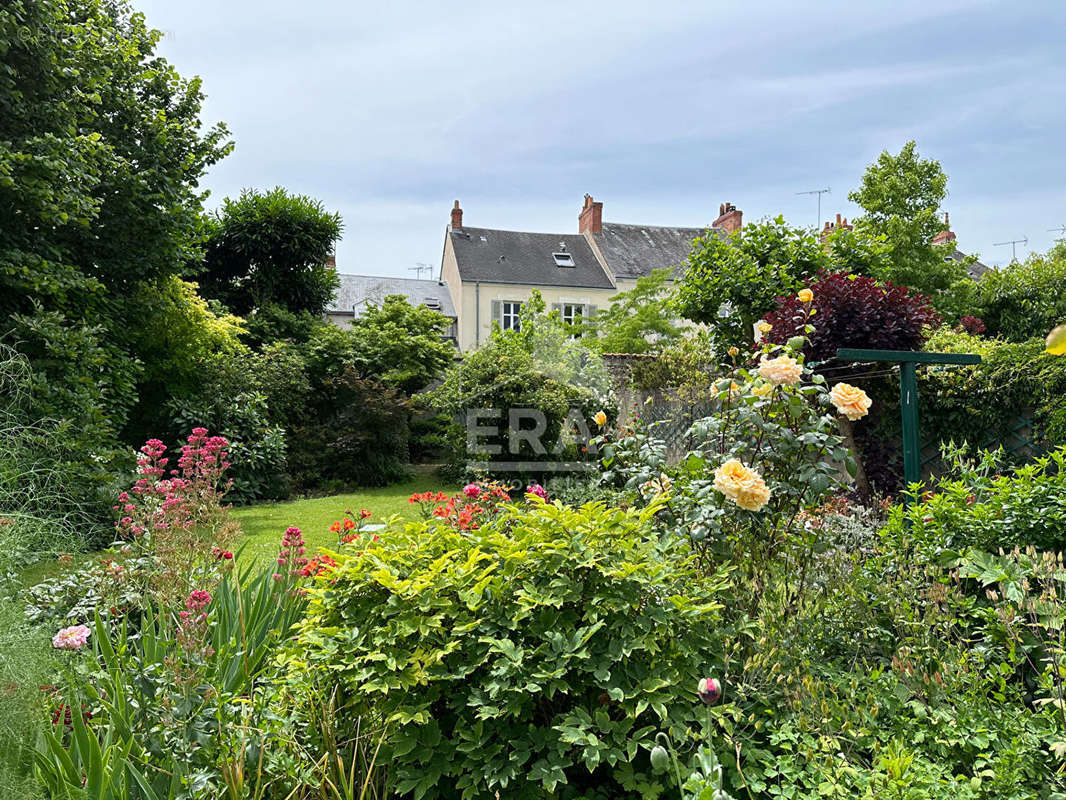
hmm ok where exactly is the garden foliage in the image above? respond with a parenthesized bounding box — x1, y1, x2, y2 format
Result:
(761, 271, 940, 363)
(286, 498, 730, 799)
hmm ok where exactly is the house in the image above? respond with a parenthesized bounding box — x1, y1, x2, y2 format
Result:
(931, 213, 991, 279)
(326, 274, 459, 343)
(438, 196, 738, 351)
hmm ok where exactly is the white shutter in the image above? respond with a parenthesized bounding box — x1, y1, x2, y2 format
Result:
(491, 300, 502, 326)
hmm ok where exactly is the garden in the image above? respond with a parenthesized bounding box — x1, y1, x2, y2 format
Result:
(6, 1, 1066, 798)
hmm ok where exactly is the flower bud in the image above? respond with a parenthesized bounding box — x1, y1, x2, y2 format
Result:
(697, 677, 722, 705)
(650, 745, 670, 773)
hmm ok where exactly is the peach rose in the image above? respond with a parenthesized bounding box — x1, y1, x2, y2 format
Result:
(713, 459, 771, 511)
(829, 382, 872, 421)
(757, 355, 803, 386)
(733, 471, 771, 511)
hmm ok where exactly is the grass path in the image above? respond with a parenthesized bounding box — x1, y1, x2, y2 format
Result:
(231, 477, 450, 562)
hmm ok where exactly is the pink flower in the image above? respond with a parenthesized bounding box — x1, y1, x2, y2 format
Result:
(526, 484, 548, 500)
(184, 590, 212, 612)
(52, 625, 91, 651)
(463, 483, 481, 499)
(697, 677, 722, 705)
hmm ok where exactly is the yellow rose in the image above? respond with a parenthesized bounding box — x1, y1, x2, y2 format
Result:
(712, 459, 747, 499)
(758, 355, 803, 386)
(713, 459, 771, 511)
(593, 410, 608, 427)
(728, 346, 740, 357)
(751, 382, 772, 397)
(829, 382, 872, 421)
(733, 472, 771, 511)
(757, 321, 772, 334)
(798, 289, 813, 303)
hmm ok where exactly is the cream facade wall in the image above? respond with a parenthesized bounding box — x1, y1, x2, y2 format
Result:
(452, 282, 619, 351)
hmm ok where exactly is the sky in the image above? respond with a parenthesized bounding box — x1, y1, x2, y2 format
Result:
(140, 0, 1066, 276)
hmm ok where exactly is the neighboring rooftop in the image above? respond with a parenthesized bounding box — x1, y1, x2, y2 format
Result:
(445, 196, 741, 286)
(946, 249, 991, 280)
(593, 222, 717, 279)
(328, 274, 456, 318)
(449, 226, 614, 288)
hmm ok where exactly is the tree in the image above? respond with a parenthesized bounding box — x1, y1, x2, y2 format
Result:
(675, 217, 832, 349)
(199, 187, 342, 318)
(848, 141, 972, 312)
(348, 296, 456, 394)
(585, 267, 681, 354)
(762, 271, 941, 363)
(0, 0, 232, 508)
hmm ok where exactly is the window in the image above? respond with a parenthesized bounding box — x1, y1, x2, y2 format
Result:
(552, 252, 575, 267)
(501, 301, 522, 331)
(561, 303, 584, 326)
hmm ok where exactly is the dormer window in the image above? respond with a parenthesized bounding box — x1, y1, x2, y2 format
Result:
(553, 252, 575, 267)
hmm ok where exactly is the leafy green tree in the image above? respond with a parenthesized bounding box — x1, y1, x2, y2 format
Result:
(0, 0, 231, 507)
(848, 141, 972, 313)
(585, 267, 681, 354)
(199, 187, 342, 319)
(675, 217, 831, 349)
(974, 250, 1066, 342)
(348, 296, 456, 393)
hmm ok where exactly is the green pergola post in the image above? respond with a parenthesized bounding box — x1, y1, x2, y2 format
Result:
(899, 360, 920, 487)
(834, 348, 981, 504)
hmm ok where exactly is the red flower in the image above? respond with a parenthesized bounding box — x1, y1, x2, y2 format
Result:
(360, 509, 372, 518)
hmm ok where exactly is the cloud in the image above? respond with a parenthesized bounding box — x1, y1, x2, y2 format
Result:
(143, 0, 1066, 273)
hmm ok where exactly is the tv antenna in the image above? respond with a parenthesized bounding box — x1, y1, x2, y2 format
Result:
(796, 187, 831, 228)
(1048, 225, 1066, 239)
(409, 262, 434, 280)
(993, 236, 1027, 262)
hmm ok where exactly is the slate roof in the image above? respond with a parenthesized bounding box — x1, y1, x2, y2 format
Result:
(946, 249, 992, 280)
(449, 226, 614, 288)
(328, 274, 456, 318)
(592, 222, 721, 279)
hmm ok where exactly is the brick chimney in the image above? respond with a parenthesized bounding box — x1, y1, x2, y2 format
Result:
(932, 211, 956, 244)
(578, 194, 603, 234)
(450, 200, 463, 230)
(713, 202, 743, 234)
(820, 213, 853, 243)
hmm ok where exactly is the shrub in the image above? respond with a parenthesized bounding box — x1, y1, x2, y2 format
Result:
(918, 327, 1066, 456)
(762, 271, 941, 362)
(287, 368, 410, 490)
(421, 297, 610, 481)
(883, 446, 1066, 554)
(600, 322, 862, 579)
(165, 350, 290, 503)
(974, 249, 1066, 342)
(286, 498, 730, 799)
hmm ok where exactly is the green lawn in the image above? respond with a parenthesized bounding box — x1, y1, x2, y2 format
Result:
(231, 477, 451, 563)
